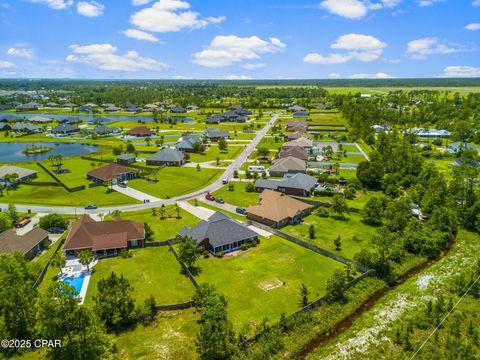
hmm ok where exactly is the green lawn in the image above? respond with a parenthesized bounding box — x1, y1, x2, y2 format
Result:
(195, 235, 345, 329)
(84, 247, 196, 306)
(104, 206, 199, 240)
(257, 137, 283, 150)
(282, 212, 376, 260)
(188, 145, 243, 162)
(128, 167, 222, 199)
(212, 184, 259, 207)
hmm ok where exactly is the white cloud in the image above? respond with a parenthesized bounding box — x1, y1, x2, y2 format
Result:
(224, 75, 252, 80)
(133, 0, 153, 5)
(122, 29, 159, 42)
(350, 72, 395, 78)
(441, 66, 480, 78)
(76, 1, 104, 17)
(7, 48, 34, 58)
(319, 0, 402, 19)
(130, 0, 225, 33)
(66, 43, 169, 72)
(0, 60, 16, 68)
(329, 72, 341, 78)
(474, 0, 480, 6)
(26, 0, 73, 10)
(406, 38, 466, 59)
(418, 0, 445, 6)
(241, 63, 266, 70)
(465, 23, 480, 31)
(192, 35, 286, 68)
(304, 33, 387, 64)
(172, 75, 192, 79)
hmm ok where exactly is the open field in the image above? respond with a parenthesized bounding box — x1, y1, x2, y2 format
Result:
(282, 212, 377, 260)
(84, 247, 196, 306)
(212, 184, 259, 208)
(188, 144, 243, 162)
(195, 235, 345, 329)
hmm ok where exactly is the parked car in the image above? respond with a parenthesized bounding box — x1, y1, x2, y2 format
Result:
(236, 207, 247, 215)
(222, 178, 228, 185)
(205, 193, 215, 201)
(84, 204, 97, 209)
(215, 198, 224, 204)
(15, 218, 31, 228)
(48, 227, 65, 234)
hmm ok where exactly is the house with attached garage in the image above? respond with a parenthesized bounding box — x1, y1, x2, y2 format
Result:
(179, 212, 258, 255)
(126, 126, 153, 137)
(11, 123, 43, 134)
(203, 128, 230, 141)
(254, 173, 317, 196)
(89, 125, 120, 137)
(292, 110, 309, 119)
(64, 215, 145, 257)
(268, 156, 307, 177)
(0, 228, 50, 260)
(51, 124, 80, 135)
(282, 137, 313, 152)
(247, 190, 313, 228)
(146, 148, 186, 166)
(116, 153, 136, 166)
(0, 165, 37, 183)
(176, 135, 203, 152)
(278, 146, 310, 161)
(87, 163, 138, 184)
(0, 123, 12, 131)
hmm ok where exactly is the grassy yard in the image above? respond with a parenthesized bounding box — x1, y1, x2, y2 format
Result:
(195, 235, 345, 329)
(104, 206, 199, 240)
(212, 184, 259, 207)
(188, 144, 243, 162)
(84, 247, 196, 306)
(128, 167, 222, 199)
(282, 211, 377, 260)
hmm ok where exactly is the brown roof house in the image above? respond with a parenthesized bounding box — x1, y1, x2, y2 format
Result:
(0, 228, 49, 260)
(268, 156, 306, 177)
(126, 126, 153, 137)
(64, 215, 145, 257)
(279, 146, 310, 161)
(287, 121, 308, 133)
(247, 190, 313, 228)
(282, 137, 313, 151)
(87, 163, 138, 184)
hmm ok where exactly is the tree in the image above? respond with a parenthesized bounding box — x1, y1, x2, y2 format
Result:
(93, 272, 136, 332)
(0, 212, 13, 232)
(218, 138, 228, 152)
(362, 197, 387, 226)
(126, 141, 136, 153)
(192, 141, 204, 153)
(245, 183, 254, 192)
(196, 163, 201, 171)
(6, 204, 18, 224)
(51, 251, 66, 275)
(298, 283, 310, 308)
(326, 269, 347, 303)
(257, 147, 269, 159)
(344, 262, 355, 282)
(309, 224, 315, 239)
(144, 222, 154, 242)
(39, 213, 69, 231)
(331, 194, 350, 219)
(78, 250, 94, 271)
(194, 284, 238, 360)
(37, 281, 113, 359)
(356, 160, 384, 188)
(334, 235, 342, 251)
(178, 236, 198, 270)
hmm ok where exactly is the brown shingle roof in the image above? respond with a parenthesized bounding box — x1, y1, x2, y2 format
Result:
(87, 163, 138, 182)
(64, 215, 144, 251)
(127, 126, 152, 136)
(283, 137, 313, 149)
(247, 190, 312, 222)
(268, 156, 306, 173)
(279, 146, 309, 160)
(0, 228, 49, 255)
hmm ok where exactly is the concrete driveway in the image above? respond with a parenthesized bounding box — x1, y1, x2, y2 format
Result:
(111, 184, 162, 203)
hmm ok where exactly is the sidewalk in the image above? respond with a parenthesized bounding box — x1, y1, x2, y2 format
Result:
(111, 184, 162, 203)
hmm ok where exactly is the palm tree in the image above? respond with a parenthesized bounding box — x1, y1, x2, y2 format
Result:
(78, 250, 94, 271)
(51, 252, 66, 275)
(175, 203, 180, 219)
(111, 209, 122, 218)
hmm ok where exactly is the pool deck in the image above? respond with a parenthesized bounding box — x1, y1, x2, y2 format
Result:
(62, 258, 97, 305)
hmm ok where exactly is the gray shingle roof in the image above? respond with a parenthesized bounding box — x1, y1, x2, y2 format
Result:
(203, 128, 229, 138)
(179, 212, 257, 248)
(176, 135, 202, 150)
(147, 148, 185, 162)
(255, 173, 317, 192)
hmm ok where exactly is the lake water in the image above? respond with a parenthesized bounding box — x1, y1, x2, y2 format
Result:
(0, 142, 99, 162)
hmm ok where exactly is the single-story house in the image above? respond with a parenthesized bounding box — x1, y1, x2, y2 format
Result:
(405, 128, 451, 139)
(0, 123, 12, 131)
(87, 163, 138, 184)
(287, 105, 307, 113)
(62, 103, 78, 108)
(205, 115, 222, 124)
(203, 128, 230, 141)
(60, 116, 83, 125)
(0, 114, 20, 122)
(268, 156, 307, 177)
(284, 131, 304, 141)
(254, 173, 317, 196)
(448, 142, 478, 154)
(90, 125, 120, 137)
(282, 137, 313, 151)
(104, 106, 121, 113)
(117, 153, 136, 165)
(293, 111, 309, 118)
(29, 116, 51, 124)
(278, 146, 310, 161)
(176, 135, 203, 152)
(45, 102, 58, 107)
(187, 105, 200, 111)
(170, 107, 186, 113)
(146, 148, 186, 166)
(124, 104, 138, 113)
(247, 190, 313, 228)
(11, 123, 43, 133)
(0, 165, 37, 183)
(51, 124, 80, 135)
(287, 121, 308, 133)
(64, 215, 145, 257)
(205, 109, 250, 124)
(179, 212, 258, 255)
(126, 126, 153, 137)
(0, 228, 50, 260)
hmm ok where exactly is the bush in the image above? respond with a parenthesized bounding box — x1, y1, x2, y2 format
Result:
(120, 250, 132, 258)
(215, 251, 224, 258)
(240, 243, 248, 251)
(202, 250, 210, 258)
(245, 183, 255, 192)
(39, 214, 69, 232)
(228, 183, 234, 191)
(316, 207, 330, 217)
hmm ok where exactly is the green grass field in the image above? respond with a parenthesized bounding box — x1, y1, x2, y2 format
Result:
(188, 144, 243, 163)
(84, 247, 196, 306)
(282, 211, 376, 260)
(212, 184, 259, 207)
(195, 235, 345, 329)
(128, 167, 222, 199)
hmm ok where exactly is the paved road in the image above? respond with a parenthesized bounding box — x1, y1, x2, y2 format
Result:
(1, 114, 279, 215)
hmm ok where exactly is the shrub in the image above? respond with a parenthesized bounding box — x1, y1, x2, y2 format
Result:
(215, 251, 224, 258)
(120, 250, 132, 258)
(240, 243, 248, 251)
(228, 183, 235, 191)
(202, 250, 210, 258)
(39, 214, 69, 232)
(316, 207, 330, 217)
(245, 183, 255, 192)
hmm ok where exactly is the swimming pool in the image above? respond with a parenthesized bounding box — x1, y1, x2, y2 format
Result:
(63, 275, 85, 295)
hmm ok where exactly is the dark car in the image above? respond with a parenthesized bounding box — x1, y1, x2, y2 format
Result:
(205, 193, 215, 201)
(84, 204, 97, 210)
(215, 198, 224, 204)
(48, 227, 65, 234)
(236, 207, 247, 215)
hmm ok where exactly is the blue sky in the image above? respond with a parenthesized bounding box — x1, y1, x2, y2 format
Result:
(0, 0, 478, 79)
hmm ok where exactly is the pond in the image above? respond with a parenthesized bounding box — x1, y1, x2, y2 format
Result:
(0, 142, 100, 162)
